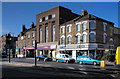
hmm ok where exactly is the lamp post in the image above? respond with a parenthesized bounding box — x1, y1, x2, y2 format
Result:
(9, 38, 11, 63)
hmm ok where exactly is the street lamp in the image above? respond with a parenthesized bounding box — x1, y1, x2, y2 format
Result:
(9, 37, 11, 63)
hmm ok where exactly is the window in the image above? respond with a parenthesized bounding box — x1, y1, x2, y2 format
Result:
(32, 40, 35, 46)
(39, 18, 42, 22)
(45, 27, 48, 43)
(67, 36, 71, 44)
(68, 26, 71, 33)
(27, 41, 30, 46)
(32, 32, 35, 38)
(52, 14, 55, 18)
(77, 35, 80, 43)
(77, 24, 80, 31)
(82, 22, 86, 30)
(24, 41, 25, 46)
(104, 24, 106, 31)
(61, 37, 65, 45)
(28, 34, 30, 38)
(45, 16, 48, 20)
(103, 35, 106, 43)
(83, 34, 86, 43)
(90, 33, 95, 42)
(39, 28, 42, 43)
(61, 27, 65, 34)
(90, 21, 95, 29)
(52, 25, 55, 42)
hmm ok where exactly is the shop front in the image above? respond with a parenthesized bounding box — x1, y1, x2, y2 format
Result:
(37, 45, 57, 58)
(24, 47, 35, 57)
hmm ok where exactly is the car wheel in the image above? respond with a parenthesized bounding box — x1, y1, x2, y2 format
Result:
(44, 59, 46, 62)
(66, 60, 69, 63)
(93, 62, 97, 66)
(56, 60, 59, 63)
(79, 61, 83, 65)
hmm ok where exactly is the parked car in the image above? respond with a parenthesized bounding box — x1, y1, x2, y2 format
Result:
(37, 55, 52, 62)
(76, 55, 100, 65)
(56, 54, 75, 63)
(2, 53, 7, 58)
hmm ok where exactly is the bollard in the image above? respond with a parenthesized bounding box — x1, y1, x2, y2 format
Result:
(100, 60, 106, 70)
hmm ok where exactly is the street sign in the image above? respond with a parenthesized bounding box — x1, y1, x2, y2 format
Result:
(105, 49, 109, 52)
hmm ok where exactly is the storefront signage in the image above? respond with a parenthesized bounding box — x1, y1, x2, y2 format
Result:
(37, 46, 50, 50)
(60, 46, 65, 49)
(50, 45, 56, 49)
(24, 47, 35, 50)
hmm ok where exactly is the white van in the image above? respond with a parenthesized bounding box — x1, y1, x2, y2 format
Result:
(56, 53, 75, 63)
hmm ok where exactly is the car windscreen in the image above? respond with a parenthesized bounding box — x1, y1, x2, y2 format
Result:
(65, 55, 69, 58)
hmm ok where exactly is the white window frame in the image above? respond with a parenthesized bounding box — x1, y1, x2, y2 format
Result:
(45, 27, 48, 43)
(82, 22, 87, 30)
(52, 14, 55, 18)
(52, 25, 55, 42)
(61, 27, 65, 34)
(39, 18, 42, 22)
(68, 26, 71, 33)
(45, 16, 48, 20)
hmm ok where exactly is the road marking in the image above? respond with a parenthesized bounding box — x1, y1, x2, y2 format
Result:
(81, 71, 88, 75)
(110, 74, 116, 78)
(67, 66, 75, 69)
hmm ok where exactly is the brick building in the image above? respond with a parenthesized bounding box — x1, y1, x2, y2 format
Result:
(59, 10, 116, 60)
(16, 22, 36, 57)
(36, 6, 80, 58)
(0, 34, 17, 56)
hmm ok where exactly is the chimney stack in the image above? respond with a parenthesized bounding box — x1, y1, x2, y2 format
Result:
(31, 22, 34, 28)
(81, 9, 88, 16)
(22, 25, 26, 32)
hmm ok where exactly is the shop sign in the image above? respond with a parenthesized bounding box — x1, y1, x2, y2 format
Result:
(37, 46, 50, 50)
(50, 45, 56, 49)
(78, 45, 88, 48)
(60, 46, 65, 49)
(25, 47, 35, 50)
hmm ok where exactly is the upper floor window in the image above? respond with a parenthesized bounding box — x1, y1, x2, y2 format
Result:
(52, 25, 55, 42)
(45, 16, 48, 20)
(52, 14, 55, 18)
(32, 40, 35, 46)
(45, 27, 48, 43)
(103, 23, 107, 31)
(39, 28, 42, 43)
(90, 21, 95, 29)
(82, 22, 87, 30)
(61, 27, 65, 34)
(83, 34, 86, 43)
(77, 24, 80, 31)
(77, 35, 80, 43)
(61, 37, 65, 45)
(103, 35, 106, 43)
(27, 41, 30, 47)
(68, 26, 71, 33)
(90, 33, 95, 42)
(32, 32, 35, 38)
(28, 34, 30, 38)
(24, 41, 25, 46)
(39, 18, 42, 22)
(67, 36, 71, 44)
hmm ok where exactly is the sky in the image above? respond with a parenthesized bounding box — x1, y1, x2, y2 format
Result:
(2, 2, 119, 37)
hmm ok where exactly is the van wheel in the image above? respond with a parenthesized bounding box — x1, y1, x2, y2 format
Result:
(66, 60, 69, 63)
(79, 61, 83, 65)
(93, 62, 97, 66)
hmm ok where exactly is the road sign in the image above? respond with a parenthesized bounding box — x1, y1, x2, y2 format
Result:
(105, 49, 109, 52)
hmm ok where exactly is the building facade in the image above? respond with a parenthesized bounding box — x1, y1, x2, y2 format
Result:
(16, 22, 36, 57)
(0, 34, 17, 56)
(59, 10, 115, 60)
(36, 6, 79, 58)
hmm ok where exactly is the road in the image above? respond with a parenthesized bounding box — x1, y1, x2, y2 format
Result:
(1, 58, 120, 79)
